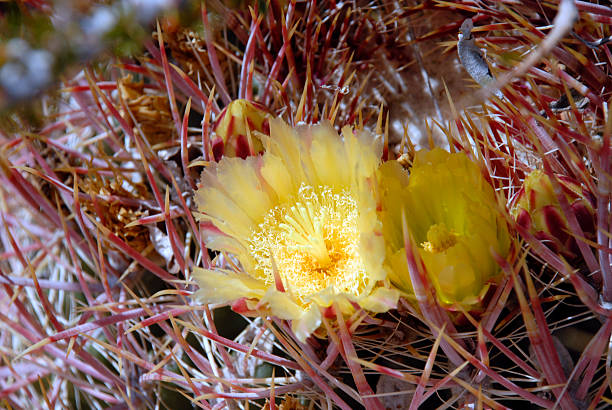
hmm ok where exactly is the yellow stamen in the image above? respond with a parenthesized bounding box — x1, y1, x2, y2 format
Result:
(248, 184, 366, 305)
(422, 223, 458, 253)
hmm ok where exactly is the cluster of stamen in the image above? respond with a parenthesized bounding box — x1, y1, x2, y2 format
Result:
(421, 223, 458, 253)
(248, 184, 366, 305)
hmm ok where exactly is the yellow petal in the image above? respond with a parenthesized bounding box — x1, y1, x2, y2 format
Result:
(214, 156, 274, 224)
(358, 287, 400, 313)
(342, 126, 382, 184)
(385, 248, 414, 294)
(260, 153, 293, 203)
(193, 268, 266, 304)
(260, 288, 305, 320)
(291, 306, 322, 342)
(265, 119, 309, 185)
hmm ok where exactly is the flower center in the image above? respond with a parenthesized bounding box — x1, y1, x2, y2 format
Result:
(248, 184, 366, 305)
(421, 223, 457, 253)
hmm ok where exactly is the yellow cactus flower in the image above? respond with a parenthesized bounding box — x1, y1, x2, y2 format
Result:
(379, 148, 512, 310)
(212, 99, 271, 160)
(193, 118, 399, 341)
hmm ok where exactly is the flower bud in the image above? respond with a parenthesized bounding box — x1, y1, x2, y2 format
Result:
(212, 99, 271, 160)
(511, 170, 595, 258)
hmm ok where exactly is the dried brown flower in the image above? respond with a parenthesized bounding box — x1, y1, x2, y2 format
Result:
(118, 75, 175, 146)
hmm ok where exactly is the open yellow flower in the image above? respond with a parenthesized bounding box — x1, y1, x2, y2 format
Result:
(193, 118, 399, 341)
(379, 148, 512, 310)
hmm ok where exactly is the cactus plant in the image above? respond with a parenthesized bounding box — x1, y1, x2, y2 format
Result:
(0, 1, 611, 409)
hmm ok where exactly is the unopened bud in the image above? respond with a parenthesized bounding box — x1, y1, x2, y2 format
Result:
(511, 170, 595, 258)
(212, 99, 271, 160)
